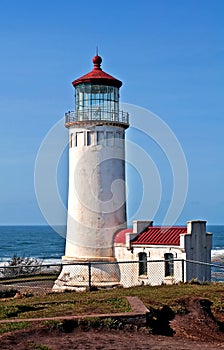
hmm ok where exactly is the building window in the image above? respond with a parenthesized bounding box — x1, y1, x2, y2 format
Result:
(97, 131, 104, 145)
(115, 131, 124, 147)
(138, 252, 147, 276)
(76, 132, 84, 147)
(164, 253, 174, 277)
(87, 131, 95, 146)
(70, 133, 73, 148)
(106, 131, 114, 146)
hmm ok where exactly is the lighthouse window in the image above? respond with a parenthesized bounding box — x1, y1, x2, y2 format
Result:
(75, 84, 119, 122)
(115, 131, 123, 147)
(97, 131, 104, 145)
(70, 133, 73, 148)
(87, 131, 95, 146)
(106, 131, 114, 146)
(76, 132, 84, 147)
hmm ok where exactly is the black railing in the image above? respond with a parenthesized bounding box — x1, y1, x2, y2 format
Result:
(0, 259, 222, 294)
(65, 108, 129, 125)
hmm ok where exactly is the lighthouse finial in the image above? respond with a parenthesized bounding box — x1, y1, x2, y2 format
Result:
(92, 49, 102, 70)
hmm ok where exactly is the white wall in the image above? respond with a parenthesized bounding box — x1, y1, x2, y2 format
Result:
(183, 220, 212, 282)
(114, 220, 212, 287)
(65, 125, 127, 260)
(115, 244, 185, 287)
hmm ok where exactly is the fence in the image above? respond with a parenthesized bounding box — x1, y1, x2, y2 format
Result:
(0, 259, 224, 294)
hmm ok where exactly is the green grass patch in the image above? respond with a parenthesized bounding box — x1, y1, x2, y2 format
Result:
(123, 283, 224, 315)
(0, 321, 31, 334)
(0, 273, 58, 284)
(0, 283, 224, 322)
(0, 293, 130, 319)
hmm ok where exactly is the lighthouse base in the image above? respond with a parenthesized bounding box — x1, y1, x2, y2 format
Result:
(52, 257, 121, 292)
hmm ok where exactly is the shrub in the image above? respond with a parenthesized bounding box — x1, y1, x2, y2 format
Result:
(0, 288, 18, 298)
(2, 255, 42, 278)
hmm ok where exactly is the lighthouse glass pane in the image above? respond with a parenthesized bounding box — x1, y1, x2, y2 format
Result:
(75, 84, 119, 122)
(93, 107, 102, 120)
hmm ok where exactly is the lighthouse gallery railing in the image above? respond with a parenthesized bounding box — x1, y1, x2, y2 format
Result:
(65, 108, 129, 125)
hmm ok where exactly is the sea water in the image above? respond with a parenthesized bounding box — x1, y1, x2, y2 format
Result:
(0, 225, 223, 265)
(0, 226, 66, 265)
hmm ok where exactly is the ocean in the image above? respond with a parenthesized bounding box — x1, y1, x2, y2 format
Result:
(0, 225, 66, 265)
(0, 225, 223, 265)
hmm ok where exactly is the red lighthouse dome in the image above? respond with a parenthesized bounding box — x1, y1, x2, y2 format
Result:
(72, 55, 122, 88)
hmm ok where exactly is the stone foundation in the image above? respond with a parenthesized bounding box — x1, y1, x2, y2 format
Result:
(53, 259, 121, 292)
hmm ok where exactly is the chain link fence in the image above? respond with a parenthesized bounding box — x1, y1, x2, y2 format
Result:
(0, 259, 224, 294)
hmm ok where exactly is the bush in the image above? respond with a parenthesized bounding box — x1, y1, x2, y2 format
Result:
(0, 288, 18, 298)
(2, 255, 42, 278)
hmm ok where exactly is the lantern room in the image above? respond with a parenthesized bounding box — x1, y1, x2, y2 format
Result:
(65, 55, 129, 127)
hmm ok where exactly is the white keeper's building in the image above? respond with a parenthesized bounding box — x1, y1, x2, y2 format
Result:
(114, 220, 212, 287)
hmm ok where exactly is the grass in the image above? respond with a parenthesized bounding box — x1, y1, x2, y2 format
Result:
(0, 321, 32, 334)
(0, 293, 131, 319)
(1, 283, 224, 334)
(124, 283, 224, 313)
(0, 273, 58, 283)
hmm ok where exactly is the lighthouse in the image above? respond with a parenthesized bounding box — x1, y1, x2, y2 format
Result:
(54, 54, 129, 290)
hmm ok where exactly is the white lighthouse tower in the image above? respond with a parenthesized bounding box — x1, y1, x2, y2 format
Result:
(54, 54, 129, 290)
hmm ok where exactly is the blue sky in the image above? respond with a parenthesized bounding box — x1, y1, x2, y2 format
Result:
(0, 0, 223, 225)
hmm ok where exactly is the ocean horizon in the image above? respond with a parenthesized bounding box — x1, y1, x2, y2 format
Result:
(0, 224, 223, 266)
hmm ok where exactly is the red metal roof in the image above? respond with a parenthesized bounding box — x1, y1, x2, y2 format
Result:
(114, 229, 132, 244)
(72, 55, 122, 88)
(132, 226, 187, 246)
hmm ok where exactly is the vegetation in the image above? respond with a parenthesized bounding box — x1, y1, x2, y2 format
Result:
(0, 288, 18, 298)
(0, 293, 130, 319)
(1, 255, 42, 278)
(1, 283, 224, 334)
(0, 321, 32, 334)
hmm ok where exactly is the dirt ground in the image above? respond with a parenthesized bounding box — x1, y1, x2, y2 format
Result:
(1, 298, 224, 350)
(1, 326, 224, 350)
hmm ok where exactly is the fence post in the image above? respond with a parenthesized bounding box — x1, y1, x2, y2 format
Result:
(88, 262, 91, 291)
(181, 259, 185, 282)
